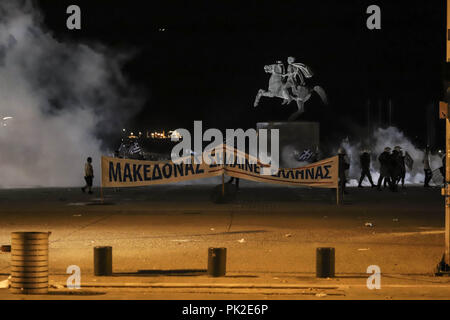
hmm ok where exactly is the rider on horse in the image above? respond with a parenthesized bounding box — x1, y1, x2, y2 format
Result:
(253, 56, 326, 121)
(285, 57, 313, 87)
(281, 57, 313, 104)
(285, 56, 306, 86)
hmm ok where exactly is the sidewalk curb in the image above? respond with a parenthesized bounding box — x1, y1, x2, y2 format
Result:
(66, 282, 343, 289)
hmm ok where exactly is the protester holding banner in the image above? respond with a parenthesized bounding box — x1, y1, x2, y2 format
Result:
(338, 147, 350, 194)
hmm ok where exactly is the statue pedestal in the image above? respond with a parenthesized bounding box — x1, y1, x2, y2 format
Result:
(256, 121, 320, 168)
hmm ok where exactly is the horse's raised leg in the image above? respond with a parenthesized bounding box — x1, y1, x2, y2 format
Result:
(254, 89, 275, 107)
(254, 89, 264, 107)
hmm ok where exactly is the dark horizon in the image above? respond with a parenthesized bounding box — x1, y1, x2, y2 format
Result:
(36, 0, 447, 150)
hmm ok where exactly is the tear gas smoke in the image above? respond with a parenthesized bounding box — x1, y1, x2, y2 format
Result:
(172, 126, 442, 187)
(338, 126, 443, 186)
(0, 1, 142, 187)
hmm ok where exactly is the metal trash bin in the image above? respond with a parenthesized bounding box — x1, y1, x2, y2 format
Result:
(316, 247, 335, 278)
(208, 247, 227, 277)
(94, 246, 112, 276)
(10, 232, 50, 294)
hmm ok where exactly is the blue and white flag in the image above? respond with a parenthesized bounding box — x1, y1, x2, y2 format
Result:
(129, 142, 142, 155)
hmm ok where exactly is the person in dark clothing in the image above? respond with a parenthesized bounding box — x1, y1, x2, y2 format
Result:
(400, 149, 406, 189)
(439, 150, 445, 181)
(338, 147, 350, 194)
(423, 147, 432, 187)
(81, 157, 94, 194)
(227, 177, 240, 190)
(377, 147, 392, 191)
(394, 146, 406, 188)
(389, 147, 403, 192)
(358, 149, 375, 187)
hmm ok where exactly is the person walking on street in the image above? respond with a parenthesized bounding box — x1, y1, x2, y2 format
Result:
(81, 157, 94, 194)
(358, 149, 375, 188)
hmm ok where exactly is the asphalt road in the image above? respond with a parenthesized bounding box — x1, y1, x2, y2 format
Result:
(0, 182, 449, 299)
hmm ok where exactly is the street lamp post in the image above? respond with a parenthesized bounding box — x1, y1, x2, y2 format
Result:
(436, 0, 450, 274)
(439, 100, 450, 273)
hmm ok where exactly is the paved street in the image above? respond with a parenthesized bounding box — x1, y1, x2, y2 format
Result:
(0, 182, 449, 299)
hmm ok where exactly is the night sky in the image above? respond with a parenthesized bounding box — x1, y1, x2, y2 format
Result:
(36, 0, 446, 149)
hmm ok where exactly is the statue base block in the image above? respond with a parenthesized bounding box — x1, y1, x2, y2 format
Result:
(256, 121, 320, 168)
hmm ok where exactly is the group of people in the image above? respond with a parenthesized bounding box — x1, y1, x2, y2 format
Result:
(82, 144, 445, 195)
(339, 145, 445, 193)
(339, 146, 406, 193)
(372, 146, 407, 192)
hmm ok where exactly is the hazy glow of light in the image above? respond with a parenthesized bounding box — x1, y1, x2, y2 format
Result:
(2, 116, 13, 120)
(169, 130, 182, 139)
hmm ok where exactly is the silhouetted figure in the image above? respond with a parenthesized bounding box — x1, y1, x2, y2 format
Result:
(439, 151, 445, 181)
(389, 148, 403, 192)
(338, 147, 350, 194)
(81, 157, 94, 194)
(358, 150, 375, 188)
(377, 147, 392, 191)
(423, 147, 432, 187)
(397, 147, 406, 188)
(227, 177, 240, 190)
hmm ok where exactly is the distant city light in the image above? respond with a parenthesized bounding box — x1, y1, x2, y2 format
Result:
(122, 128, 182, 140)
(1, 116, 13, 127)
(169, 130, 182, 140)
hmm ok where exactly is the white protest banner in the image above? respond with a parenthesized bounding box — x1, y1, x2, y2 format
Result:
(101, 144, 339, 188)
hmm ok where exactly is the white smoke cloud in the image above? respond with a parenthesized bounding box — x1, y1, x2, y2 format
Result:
(339, 126, 443, 186)
(0, 1, 142, 187)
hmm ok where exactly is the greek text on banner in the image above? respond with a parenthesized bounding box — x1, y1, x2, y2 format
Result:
(101, 146, 339, 188)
